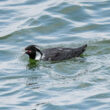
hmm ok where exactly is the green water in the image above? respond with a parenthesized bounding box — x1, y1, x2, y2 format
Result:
(0, 0, 110, 110)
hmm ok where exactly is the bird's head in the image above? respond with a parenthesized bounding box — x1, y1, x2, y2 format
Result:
(25, 45, 43, 60)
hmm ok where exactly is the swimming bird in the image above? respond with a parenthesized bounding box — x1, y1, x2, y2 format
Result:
(25, 44, 87, 61)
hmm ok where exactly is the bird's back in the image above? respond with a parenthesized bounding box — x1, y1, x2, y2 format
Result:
(42, 44, 87, 61)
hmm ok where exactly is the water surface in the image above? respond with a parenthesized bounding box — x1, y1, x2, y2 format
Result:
(0, 0, 110, 110)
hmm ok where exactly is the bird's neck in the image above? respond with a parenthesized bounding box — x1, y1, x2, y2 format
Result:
(29, 52, 36, 59)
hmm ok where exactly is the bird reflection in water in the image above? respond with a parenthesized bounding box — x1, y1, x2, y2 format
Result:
(26, 59, 40, 70)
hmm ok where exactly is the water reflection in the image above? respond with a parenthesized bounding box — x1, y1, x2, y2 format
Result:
(26, 59, 40, 70)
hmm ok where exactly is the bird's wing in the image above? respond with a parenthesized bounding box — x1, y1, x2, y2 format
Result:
(43, 48, 73, 61)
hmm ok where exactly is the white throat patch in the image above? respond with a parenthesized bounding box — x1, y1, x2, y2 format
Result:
(35, 51, 42, 60)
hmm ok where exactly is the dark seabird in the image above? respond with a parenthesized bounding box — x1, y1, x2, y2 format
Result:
(25, 44, 87, 61)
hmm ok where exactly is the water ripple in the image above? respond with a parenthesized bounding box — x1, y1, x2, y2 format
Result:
(0, 0, 110, 110)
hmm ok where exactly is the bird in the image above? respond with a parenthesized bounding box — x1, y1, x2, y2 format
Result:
(25, 44, 87, 61)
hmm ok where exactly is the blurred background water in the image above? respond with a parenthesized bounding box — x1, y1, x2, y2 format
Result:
(0, 0, 110, 110)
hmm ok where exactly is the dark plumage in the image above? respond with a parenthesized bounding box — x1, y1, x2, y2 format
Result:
(25, 44, 87, 61)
